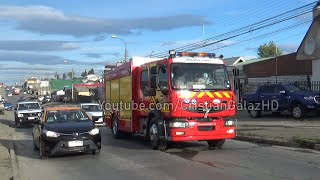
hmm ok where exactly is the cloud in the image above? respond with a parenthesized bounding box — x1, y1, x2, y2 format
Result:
(82, 52, 120, 58)
(94, 35, 106, 41)
(279, 44, 298, 54)
(0, 5, 209, 37)
(0, 40, 80, 51)
(0, 51, 84, 65)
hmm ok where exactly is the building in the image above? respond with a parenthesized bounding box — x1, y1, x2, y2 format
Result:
(296, 2, 320, 81)
(24, 77, 39, 90)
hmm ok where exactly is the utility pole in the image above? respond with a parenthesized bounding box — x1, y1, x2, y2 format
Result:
(275, 46, 278, 83)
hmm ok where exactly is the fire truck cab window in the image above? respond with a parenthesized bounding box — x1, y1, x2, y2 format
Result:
(140, 70, 149, 96)
(171, 63, 230, 90)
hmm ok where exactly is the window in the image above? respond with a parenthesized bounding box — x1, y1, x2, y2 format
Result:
(18, 103, 40, 110)
(140, 70, 149, 96)
(274, 85, 285, 93)
(260, 85, 275, 93)
(45, 110, 90, 123)
(158, 66, 168, 90)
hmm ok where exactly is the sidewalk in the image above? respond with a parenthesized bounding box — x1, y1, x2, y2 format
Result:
(0, 88, 14, 180)
(235, 110, 320, 150)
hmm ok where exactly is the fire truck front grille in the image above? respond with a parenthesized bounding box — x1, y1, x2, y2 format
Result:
(184, 107, 225, 113)
(198, 126, 215, 131)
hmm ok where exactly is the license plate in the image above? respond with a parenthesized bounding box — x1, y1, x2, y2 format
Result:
(68, 141, 83, 147)
(28, 117, 35, 120)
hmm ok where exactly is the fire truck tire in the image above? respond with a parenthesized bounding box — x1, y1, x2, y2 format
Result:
(207, 139, 225, 148)
(148, 118, 167, 151)
(111, 115, 122, 138)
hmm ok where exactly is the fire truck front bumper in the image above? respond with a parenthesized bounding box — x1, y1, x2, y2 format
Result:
(164, 119, 236, 142)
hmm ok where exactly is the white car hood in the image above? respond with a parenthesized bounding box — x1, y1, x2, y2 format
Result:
(86, 111, 103, 117)
(17, 109, 42, 114)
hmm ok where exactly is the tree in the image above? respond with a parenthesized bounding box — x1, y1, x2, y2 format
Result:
(257, 41, 282, 58)
(67, 71, 74, 79)
(62, 73, 67, 80)
(54, 73, 60, 80)
(81, 70, 88, 78)
(88, 68, 95, 75)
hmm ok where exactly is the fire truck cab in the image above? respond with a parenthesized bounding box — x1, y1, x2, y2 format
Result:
(104, 50, 237, 150)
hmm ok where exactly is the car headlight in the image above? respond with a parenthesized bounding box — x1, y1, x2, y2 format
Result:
(224, 119, 235, 126)
(304, 96, 315, 100)
(38, 112, 42, 117)
(169, 122, 189, 128)
(18, 114, 23, 117)
(89, 128, 100, 135)
(43, 130, 60, 137)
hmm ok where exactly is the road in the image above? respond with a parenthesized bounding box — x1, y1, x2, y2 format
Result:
(2, 94, 320, 180)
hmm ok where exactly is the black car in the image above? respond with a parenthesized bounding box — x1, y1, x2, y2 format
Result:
(32, 107, 101, 159)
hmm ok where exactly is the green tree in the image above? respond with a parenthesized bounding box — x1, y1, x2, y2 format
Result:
(62, 73, 67, 80)
(54, 73, 60, 80)
(88, 68, 95, 75)
(67, 71, 74, 79)
(257, 41, 282, 58)
(81, 70, 88, 78)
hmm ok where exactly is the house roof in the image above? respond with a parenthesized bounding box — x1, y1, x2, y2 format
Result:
(232, 57, 272, 67)
(223, 56, 245, 66)
(50, 79, 82, 91)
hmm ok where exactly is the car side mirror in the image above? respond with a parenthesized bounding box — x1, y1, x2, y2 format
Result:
(14, 107, 17, 111)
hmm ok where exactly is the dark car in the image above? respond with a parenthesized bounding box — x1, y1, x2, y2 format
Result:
(3, 102, 12, 111)
(32, 107, 101, 159)
(242, 83, 320, 119)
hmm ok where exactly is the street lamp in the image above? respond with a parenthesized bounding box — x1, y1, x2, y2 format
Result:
(111, 35, 128, 62)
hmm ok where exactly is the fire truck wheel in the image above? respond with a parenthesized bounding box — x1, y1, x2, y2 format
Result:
(111, 116, 122, 138)
(148, 118, 167, 151)
(207, 139, 225, 148)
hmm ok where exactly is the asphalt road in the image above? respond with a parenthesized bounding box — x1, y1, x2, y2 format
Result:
(3, 94, 320, 180)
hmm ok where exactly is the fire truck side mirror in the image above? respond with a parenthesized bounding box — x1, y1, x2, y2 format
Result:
(150, 76, 158, 88)
(150, 66, 158, 75)
(232, 68, 239, 76)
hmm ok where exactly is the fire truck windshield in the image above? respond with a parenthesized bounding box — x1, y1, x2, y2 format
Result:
(171, 63, 230, 90)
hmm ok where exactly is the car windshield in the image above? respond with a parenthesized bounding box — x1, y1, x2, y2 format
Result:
(81, 105, 102, 111)
(171, 63, 230, 90)
(18, 103, 40, 110)
(283, 84, 303, 92)
(45, 110, 90, 123)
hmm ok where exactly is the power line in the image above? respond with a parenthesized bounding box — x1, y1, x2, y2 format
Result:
(150, 1, 317, 58)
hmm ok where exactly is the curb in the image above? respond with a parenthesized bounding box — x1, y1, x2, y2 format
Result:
(235, 134, 320, 151)
(9, 137, 20, 180)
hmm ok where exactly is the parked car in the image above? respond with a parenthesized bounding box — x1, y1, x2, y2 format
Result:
(242, 83, 320, 119)
(42, 96, 51, 104)
(79, 103, 104, 126)
(3, 102, 12, 111)
(7, 92, 12, 97)
(14, 101, 42, 127)
(32, 106, 101, 159)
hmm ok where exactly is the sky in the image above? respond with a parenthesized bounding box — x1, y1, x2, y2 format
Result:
(0, 0, 316, 85)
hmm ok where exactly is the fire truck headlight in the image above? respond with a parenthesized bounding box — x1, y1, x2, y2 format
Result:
(169, 122, 189, 128)
(224, 120, 235, 126)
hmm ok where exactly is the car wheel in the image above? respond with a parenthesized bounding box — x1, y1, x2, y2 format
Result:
(39, 141, 48, 159)
(207, 139, 225, 149)
(92, 150, 100, 155)
(291, 104, 305, 119)
(111, 115, 122, 138)
(148, 118, 167, 151)
(33, 135, 39, 151)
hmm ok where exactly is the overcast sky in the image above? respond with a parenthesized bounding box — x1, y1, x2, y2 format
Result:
(0, 0, 315, 84)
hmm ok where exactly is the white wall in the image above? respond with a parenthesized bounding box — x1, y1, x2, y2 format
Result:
(312, 59, 320, 81)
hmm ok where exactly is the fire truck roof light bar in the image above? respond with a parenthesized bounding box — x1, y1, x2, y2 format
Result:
(175, 51, 216, 58)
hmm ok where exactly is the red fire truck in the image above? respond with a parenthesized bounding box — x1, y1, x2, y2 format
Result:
(104, 50, 237, 150)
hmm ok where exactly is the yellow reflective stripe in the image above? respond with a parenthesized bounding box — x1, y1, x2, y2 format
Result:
(197, 92, 205, 98)
(223, 92, 231, 98)
(214, 92, 223, 98)
(206, 92, 214, 98)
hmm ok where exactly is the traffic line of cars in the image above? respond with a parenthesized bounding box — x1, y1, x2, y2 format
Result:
(14, 100, 103, 159)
